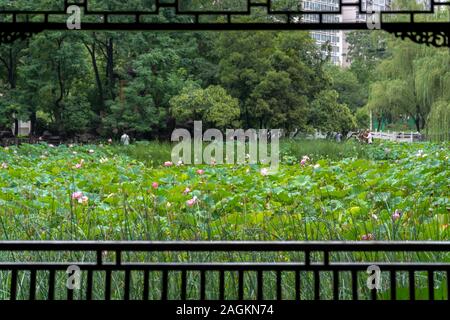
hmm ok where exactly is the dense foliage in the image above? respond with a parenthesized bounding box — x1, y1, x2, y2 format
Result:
(0, 141, 448, 241)
(0, 0, 362, 138)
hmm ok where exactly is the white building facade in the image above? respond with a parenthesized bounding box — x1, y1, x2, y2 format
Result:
(302, 0, 343, 65)
(302, 0, 393, 66)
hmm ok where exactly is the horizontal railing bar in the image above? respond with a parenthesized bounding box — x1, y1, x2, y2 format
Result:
(0, 241, 449, 252)
(0, 263, 448, 271)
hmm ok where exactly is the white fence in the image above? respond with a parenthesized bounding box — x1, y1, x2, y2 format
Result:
(371, 131, 422, 143)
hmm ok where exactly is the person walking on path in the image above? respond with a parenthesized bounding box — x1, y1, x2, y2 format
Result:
(120, 132, 130, 146)
(367, 130, 373, 144)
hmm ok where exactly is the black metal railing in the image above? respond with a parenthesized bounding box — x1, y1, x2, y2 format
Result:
(0, 241, 449, 301)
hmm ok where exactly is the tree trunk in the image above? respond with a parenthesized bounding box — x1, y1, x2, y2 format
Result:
(414, 117, 421, 132)
(8, 48, 16, 89)
(30, 111, 37, 136)
(8, 48, 19, 136)
(85, 40, 105, 113)
(420, 116, 426, 131)
(106, 37, 115, 99)
(14, 119, 19, 136)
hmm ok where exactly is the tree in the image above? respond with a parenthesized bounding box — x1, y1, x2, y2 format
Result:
(103, 48, 194, 136)
(367, 38, 450, 132)
(355, 107, 370, 130)
(326, 64, 366, 112)
(308, 90, 356, 134)
(216, 31, 327, 132)
(170, 85, 240, 130)
(18, 32, 92, 136)
(345, 31, 388, 86)
(427, 100, 450, 142)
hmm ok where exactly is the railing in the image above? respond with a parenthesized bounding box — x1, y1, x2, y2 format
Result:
(371, 131, 423, 142)
(0, 241, 449, 301)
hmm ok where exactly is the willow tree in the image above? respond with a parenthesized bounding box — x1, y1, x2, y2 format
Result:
(427, 101, 450, 142)
(367, 36, 450, 133)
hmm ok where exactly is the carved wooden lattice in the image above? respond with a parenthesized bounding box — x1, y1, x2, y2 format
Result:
(0, 0, 449, 46)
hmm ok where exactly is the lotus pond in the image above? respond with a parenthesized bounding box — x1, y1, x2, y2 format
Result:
(0, 140, 448, 241)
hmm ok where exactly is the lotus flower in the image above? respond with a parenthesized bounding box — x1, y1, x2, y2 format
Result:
(196, 169, 205, 175)
(361, 233, 374, 241)
(164, 161, 173, 167)
(1, 162, 8, 169)
(260, 168, 269, 176)
(79, 196, 89, 205)
(183, 187, 191, 195)
(152, 182, 159, 189)
(186, 196, 198, 207)
(300, 155, 310, 166)
(392, 209, 401, 221)
(72, 191, 83, 200)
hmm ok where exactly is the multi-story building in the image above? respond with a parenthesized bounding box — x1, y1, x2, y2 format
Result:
(302, 0, 343, 65)
(302, 0, 392, 66)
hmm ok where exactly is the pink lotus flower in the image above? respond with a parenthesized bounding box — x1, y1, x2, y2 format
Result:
(152, 182, 159, 189)
(361, 233, 374, 241)
(392, 209, 401, 221)
(79, 196, 89, 205)
(186, 196, 198, 207)
(1, 162, 8, 169)
(300, 159, 307, 166)
(183, 187, 191, 195)
(72, 191, 83, 200)
(196, 169, 205, 175)
(74, 163, 82, 169)
(164, 161, 173, 167)
(260, 168, 269, 176)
